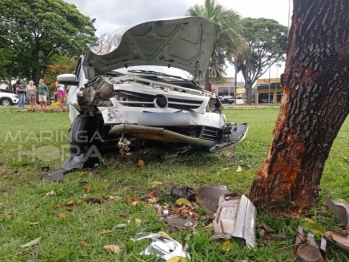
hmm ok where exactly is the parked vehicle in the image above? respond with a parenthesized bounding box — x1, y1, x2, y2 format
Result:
(219, 96, 234, 104)
(0, 89, 18, 106)
(57, 17, 248, 155)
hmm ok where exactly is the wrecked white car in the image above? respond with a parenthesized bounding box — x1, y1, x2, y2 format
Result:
(58, 17, 248, 155)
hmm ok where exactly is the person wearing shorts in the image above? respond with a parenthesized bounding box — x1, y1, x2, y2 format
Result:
(38, 79, 49, 110)
(26, 80, 37, 110)
(55, 81, 66, 111)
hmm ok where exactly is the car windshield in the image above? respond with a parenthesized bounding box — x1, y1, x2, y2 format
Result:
(114, 65, 192, 80)
(111, 65, 202, 90)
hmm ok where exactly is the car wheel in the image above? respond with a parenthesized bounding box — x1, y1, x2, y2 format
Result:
(1, 98, 11, 106)
(70, 115, 102, 156)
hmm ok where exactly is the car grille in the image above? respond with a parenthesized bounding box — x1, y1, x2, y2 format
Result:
(116, 91, 204, 110)
(200, 126, 222, 142)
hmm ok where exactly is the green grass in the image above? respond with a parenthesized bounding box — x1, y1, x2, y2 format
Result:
(0, 105, 348, 261)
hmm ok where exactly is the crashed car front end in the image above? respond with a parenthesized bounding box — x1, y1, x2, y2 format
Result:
(72, 73, 248, 152)
(59, 16, 248, 153)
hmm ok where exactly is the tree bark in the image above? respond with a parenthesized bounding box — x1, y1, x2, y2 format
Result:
(245, 82, 252, 104)
(250, 0, 349, 215)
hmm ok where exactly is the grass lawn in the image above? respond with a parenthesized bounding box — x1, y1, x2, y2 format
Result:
(0, 105, 348, 261)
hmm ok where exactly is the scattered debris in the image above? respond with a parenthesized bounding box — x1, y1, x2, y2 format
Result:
(165, 213, 197, 229)
(293, 226, 327, 262)
(195, 185, 233, 215)
(132, 233, 190, 260)
(323, 196, 349, 252)
(212, 194, 256, 248)
(324, 197, 349, 228)
(41, 153, 101, 181)
(171, 185, 196, 201)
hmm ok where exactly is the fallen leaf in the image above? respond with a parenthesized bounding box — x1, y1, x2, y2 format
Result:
(79, 171, 87, 177)
(103, 244, 122, 255)
(20, 237, 42, 248)
(261, 223, 275, 233)
(85, 198, 102, 204)
(148, 197, 158, 204)
(86, 185, 91, 194)
(193, 169, 198, 175)
(221, 240, 233, 251)
(115, 224, 127, 228)
(167, 257, 188, 262)
(29, 221, 39, 226)
(175, 198, 192, 207)
(137, 159, 145, 168)
(98, 229, 113, 235)
(158, 231, 171, 238)
(131, 201, 138, 206)
(302, 218, 315, 223)
(147, 191, 156, 198)
(58, 213, 67, 218)
(80, 239, 92, 246)
(301, 220, 326, 235)
(148, 181, 163, 188)
(135, 218, 141, 226)
(4, 213, 12, 218)
(104, 195, 115, 201)
(55, 200, 80, 208)
(157, 206, 163, 215)
(236, 166, 242, 172)
(44, 190, 55, 197)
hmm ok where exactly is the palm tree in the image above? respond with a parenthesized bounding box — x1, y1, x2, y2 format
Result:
(186, 0, 247, 90)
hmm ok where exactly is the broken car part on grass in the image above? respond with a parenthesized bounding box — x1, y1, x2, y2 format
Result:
(57, 16, 248, 157)
(294, 226, 327, 262)
(323, 196, 349, 252)
(170, 184, 257, 247)
(212, 194, 256, 248)
(41, 153, 101, 181)
(132, 233, 190, 260)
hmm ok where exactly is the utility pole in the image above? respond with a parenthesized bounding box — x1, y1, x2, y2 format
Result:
(275, 64, 281, 103)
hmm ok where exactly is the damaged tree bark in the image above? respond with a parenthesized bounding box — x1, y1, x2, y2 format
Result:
(250, 0, 349, 214)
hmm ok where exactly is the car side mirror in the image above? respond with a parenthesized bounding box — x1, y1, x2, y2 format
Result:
(57, 74, 79, 86)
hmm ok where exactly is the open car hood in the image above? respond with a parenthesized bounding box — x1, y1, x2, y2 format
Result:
(83, 17, 215, 79)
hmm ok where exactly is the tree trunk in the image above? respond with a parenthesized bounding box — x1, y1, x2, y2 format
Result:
(245, 82, 252, 104)
(250, 0, 349, 215)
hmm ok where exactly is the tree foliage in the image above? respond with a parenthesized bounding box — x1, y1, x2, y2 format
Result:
(186, 0, 246, 89)
(237, 18, 287, 104)
(0, 0, 96, 86)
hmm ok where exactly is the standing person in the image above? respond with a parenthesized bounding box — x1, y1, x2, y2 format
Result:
(26, 80, 38, 110)
(55, 81, 65, 111)
(38, 79, 49, 110)
(15, 79, 26, 108)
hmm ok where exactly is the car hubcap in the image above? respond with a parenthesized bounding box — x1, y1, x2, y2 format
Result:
(2, 99, 10, 106)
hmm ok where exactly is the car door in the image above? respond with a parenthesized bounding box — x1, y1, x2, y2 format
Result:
(67, 55, 87, 123)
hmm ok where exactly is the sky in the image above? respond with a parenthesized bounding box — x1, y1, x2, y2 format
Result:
(64, 0, 293, 81)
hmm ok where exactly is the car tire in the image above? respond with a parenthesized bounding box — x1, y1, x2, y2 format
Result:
(1, 98, 11, 106)
(70, 114, 101, 156)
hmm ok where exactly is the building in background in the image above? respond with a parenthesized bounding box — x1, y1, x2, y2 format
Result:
(211, 77, 245, 97)
(255, 77, 282, 103)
